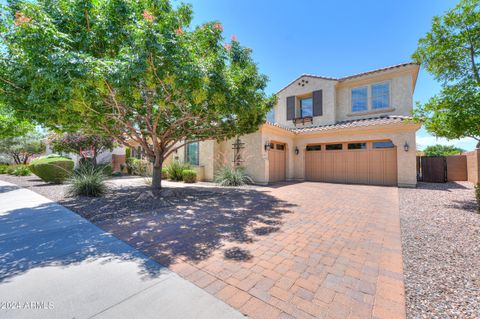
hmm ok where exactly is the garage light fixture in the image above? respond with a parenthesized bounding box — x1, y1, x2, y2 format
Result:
(295, 147, 299, 155)
(404, 142, 409, 152)
(264, 141, 273, 151)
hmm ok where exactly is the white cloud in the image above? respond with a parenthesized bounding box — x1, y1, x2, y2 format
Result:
(416, 135, 477, 150)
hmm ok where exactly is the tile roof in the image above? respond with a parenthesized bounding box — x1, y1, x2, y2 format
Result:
(265, 115, 413, 134)
(276, 62, 418, 94)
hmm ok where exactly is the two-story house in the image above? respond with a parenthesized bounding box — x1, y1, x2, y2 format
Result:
(171, 62, 421, 187)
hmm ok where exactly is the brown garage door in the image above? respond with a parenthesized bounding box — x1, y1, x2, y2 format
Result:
(305, 141, 397, 186)
(269, 142, 286, 182)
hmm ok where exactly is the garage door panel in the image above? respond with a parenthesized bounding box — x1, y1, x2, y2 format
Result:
(305, 142, 397, 186)
(269, 144, 286, 183)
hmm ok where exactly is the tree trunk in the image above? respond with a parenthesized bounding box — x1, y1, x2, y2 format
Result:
(151, 156, 163, 189)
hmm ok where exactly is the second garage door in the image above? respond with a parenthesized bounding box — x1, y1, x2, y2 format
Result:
(305, 141, 397, 186)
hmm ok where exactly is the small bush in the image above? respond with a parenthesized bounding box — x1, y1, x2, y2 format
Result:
(182, 169, 197, 183)
(6, 165, 18, 175)
(67, 165, 108, 197)
(12, 165, 31, 176)
(214, 166, 253, 186)
(161, 167, 168, 179)
(126, 157, 135, 174)
(166, 161, 191, 181)
(475, 183, 480, 213)
(98, 163, 113, 176)
(29, 156, 74, 183)
(0, 164, 10, 174)
(129, 158, 151, 176)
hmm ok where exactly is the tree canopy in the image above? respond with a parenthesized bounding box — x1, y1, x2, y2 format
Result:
(0, 0, 275, 188)
(49, 132, 115, 164)
(413, 0, 480, 147)
(0, 103, 35, 139)
(0, 130, 45, 164)
(423, 144, 465, 156)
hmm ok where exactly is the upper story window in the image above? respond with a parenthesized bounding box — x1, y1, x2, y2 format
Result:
(299, 97, 313, 117)
(351, 82, 390, 113)
(372, 82, 390, 109)
(266, 109, 275, 123)
(185, 142, 199, 165)
(351, 87, 368, 112)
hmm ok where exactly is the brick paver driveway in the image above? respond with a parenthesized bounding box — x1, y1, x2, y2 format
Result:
(96, 182, 405, 319)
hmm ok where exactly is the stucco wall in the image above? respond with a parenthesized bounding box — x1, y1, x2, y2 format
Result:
(275, 77, 337, 128)
(216, 132, 266, 184)
(336, 73, 413, 122)
(466, 150, 480, 184)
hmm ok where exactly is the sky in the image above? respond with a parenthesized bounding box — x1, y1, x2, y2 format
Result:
(186, 0, 477, 151)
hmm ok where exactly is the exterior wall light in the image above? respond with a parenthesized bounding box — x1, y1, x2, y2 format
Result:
(264, 141, 273, 151)
(295, 147, 299, 155)
(404, 142, 409, 152)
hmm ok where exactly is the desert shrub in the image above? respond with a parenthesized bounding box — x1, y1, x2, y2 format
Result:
(161, 167, 168, 179)
(126, 157, 135, 174)
(0, 164, 9, 174)
(98, 163, 112, 176)
(5, 165, 17, 175)
(129, 158, 151, 176)
(165, 161, 191, 181)
(67, 165, 108, 197)
(12, 165, 31, 176)
(29, 156, 74, 183)
(214, 166, 253, 186)
(182, 169, 197, 183)
(475, 183, 480, 213)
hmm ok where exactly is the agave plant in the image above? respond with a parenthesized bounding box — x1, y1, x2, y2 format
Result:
(67, 165, 108, 197)
(214, 166, 253, 186)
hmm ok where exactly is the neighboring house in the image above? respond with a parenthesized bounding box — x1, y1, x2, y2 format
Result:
(45, 144, 126, 169)
(161, 62, 421, 187)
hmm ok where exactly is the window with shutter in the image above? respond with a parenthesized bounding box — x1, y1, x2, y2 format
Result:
(312, 90, 323, 116)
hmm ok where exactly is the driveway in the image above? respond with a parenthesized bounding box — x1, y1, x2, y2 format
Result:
(0, 180, 243, 319)
(88, 181, 406, 319)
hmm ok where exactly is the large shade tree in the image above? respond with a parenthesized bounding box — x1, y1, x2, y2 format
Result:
(0, 0, 274, 188)
(413, 0, 480, 148)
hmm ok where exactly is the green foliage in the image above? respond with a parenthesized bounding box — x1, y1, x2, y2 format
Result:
(0, 164, 9, 174)
(12, 165, 31, 176)
(5, 166, 16, 175)
(475, 183, 480, 212)
(29, 156, 74, 183)
(0, 0, 275, 189)
(49, 132, 115, 160)
(97, 163, 112, 176)
(214, 166, 253, 186)
(165, 161, 191, 181)
(161, 167, 168, 179)
(0, 104, 35, 139)
(125, 148, 131, 159)
(129, 158, 151, 177)
(413, 0, 480, 145)
(423, 144, 465, 156)
(0, 130, 45, 164)
(182, 169, 197, 183)
(67, 165, 108, 197)
(126, 157, 135, 174)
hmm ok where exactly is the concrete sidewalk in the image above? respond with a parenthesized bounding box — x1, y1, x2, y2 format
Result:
(0, 180, 244, 319)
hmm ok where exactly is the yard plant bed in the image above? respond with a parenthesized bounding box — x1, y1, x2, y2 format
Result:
(400, 182, 480, 319)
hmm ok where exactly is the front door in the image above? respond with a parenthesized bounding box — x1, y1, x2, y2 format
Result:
(268, 142, 286, 183)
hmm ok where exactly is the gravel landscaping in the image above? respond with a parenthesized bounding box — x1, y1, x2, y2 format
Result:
(400, 182, 480, 319)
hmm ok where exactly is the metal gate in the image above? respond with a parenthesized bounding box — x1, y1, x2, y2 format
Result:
(417, 156, 447, 182)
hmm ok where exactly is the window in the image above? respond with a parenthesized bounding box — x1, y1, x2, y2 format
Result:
(299, 97, 313, 118)
(372, 82, 390, 109)
(326, 144, 343, 150)
(185, 142, 199, 165)
(266, 109, 275, 123)
(351, 87, 368, 112)
(306, 145, 321, 151)
(373, 141, 394, 149)
(348, 143, 367, 150)
(276, 144, 285, 150)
